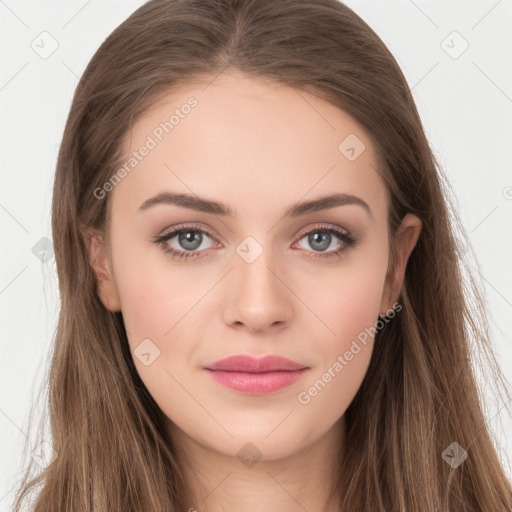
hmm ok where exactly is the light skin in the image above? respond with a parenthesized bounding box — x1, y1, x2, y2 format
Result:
(87, 70, 422, 511)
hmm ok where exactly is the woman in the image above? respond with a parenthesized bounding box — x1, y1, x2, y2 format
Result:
(13, 0, 512, 510)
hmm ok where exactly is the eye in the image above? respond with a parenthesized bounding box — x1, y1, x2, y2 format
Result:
(152, 223, 218, 261)
(152, 223, 358, 262)
(292, 224, 357, 260)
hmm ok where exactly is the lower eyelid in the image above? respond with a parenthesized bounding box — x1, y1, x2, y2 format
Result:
(161, 230, 217, 251)
(155, 225, 355, 256)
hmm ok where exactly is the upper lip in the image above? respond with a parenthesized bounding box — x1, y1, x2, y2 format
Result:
(204, 355, 308, 373)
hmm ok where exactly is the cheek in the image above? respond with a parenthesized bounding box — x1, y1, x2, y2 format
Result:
(294, 248, 388, 417)
(113, 259, 201, 422)
(303, 244, 388, 355)
(115, 265, 171, 341)
(110, 239, 216, 394)
(110, 230, 195, 341)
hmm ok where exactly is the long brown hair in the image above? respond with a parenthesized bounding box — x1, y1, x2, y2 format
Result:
(12, 0, 512, 510)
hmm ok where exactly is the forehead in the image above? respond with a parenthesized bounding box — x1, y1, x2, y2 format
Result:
(112, 72, 387, 220)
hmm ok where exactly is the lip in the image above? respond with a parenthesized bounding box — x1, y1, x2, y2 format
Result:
(205, 355, 308, 372)
(203, 355, 310, 394)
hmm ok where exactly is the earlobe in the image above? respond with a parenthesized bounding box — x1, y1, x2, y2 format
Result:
(379, 213, 422, 315)
(84, 228, 122, 312)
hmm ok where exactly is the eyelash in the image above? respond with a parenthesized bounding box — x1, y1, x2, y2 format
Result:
(152, 223, 358, 262)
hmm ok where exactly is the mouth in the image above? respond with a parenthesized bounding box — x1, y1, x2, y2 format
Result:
(203, 354, 310, 394)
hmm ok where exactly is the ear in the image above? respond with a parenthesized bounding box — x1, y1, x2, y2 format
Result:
(379, 213, 422, 315)
(84, 228, 121, 312)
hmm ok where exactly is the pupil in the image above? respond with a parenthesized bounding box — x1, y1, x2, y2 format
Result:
(179, 231, 201, 250)
(309, 232, 330, 251)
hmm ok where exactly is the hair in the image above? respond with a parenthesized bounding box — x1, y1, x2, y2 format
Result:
(12, 0, 512, 510)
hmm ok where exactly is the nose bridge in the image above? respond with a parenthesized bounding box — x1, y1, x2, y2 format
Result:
(223, 234, 293, 331)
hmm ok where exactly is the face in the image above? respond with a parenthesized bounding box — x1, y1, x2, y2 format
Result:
(90, 71, 420, 462)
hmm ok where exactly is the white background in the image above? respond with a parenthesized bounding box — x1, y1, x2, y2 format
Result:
(1, 0, 511, 508)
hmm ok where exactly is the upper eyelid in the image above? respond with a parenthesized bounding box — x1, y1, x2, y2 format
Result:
(158, 223, 218, 241)
(157, 222, 351, 245)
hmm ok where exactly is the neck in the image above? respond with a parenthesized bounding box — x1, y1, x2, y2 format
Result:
(167, 416, 345, 512)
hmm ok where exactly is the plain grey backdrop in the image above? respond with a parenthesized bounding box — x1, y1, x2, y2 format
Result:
(1, 0, 511, 508)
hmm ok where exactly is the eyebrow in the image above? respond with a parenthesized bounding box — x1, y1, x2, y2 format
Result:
(138, 191, 372, 219)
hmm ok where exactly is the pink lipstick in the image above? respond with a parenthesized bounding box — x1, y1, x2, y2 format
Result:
(203, 355, 309, 394)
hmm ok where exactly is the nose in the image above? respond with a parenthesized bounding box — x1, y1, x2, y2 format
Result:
(222, 246, 294, 333)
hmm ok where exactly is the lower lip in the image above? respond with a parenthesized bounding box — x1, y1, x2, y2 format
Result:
(203, 368, 309, 394)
